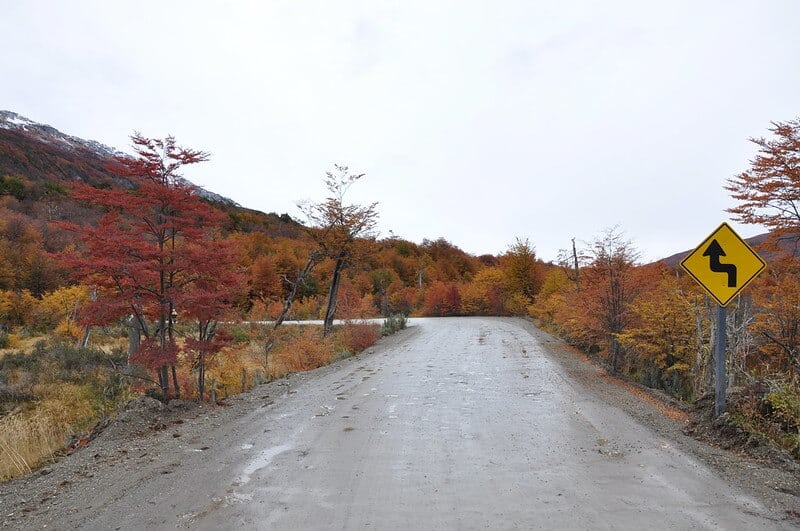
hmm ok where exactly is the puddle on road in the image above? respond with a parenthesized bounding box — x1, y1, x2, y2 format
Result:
(238, 444, 292, 485)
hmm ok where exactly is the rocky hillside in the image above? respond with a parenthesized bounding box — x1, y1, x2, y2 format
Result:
(0, 110, 302, 237)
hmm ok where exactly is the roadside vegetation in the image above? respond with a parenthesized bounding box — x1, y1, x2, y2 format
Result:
(1, 118, 799, 481)
(531, 118, 800, 458)
(0, 320, 387, 481)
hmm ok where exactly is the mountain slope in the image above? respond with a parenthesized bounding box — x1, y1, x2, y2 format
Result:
(0, 110, 307, 238)
(0, 110, 239, 206)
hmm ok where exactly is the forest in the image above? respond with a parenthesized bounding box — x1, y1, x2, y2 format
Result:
(0, 117, 799, 481)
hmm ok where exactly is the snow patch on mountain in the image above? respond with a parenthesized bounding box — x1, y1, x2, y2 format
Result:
(0, 110, 125, 159)
(0, 110, 239, 207)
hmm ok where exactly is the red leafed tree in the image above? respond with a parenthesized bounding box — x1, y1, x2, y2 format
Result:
(60, 134, 238, 399)
(726, 118, 800, 241)
(423, 281, 461, 316)
(181, 242, 242, 401)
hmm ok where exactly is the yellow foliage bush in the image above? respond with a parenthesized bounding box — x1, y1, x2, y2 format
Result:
(54, 317, 83, 342)
(209, 347, 264, 399)
(0, 289, 37, 327)
(36, 285, 90, 330)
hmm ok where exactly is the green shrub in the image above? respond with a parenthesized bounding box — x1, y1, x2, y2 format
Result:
(228, 325, 251, 344)
(764, 384, 800, 432)
(0, 175, 27, 201)
(381, 314, 408, 336)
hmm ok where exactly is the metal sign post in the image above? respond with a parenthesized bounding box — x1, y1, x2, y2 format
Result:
(681, 223, 766, 417)
(715, 305, 727, 416)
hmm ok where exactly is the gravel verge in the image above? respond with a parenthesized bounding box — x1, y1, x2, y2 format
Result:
(518, 319, 800, 522)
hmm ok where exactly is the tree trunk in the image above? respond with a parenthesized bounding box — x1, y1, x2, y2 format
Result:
(159, 365, 169, 399)
(380, 290, 388, 316)
(198, 353, 205, 401)
(78, 288, 97, 349)
(128, 316, 141, 362)
(571, 237, 580, 289)
(273, 251, 322, 329)
(171, 364, 180, 399)
(324, 255, 346, 337)
(79, 326, 91, 349)
(264, 251, 322, 361)
(610, 336, 619, 373)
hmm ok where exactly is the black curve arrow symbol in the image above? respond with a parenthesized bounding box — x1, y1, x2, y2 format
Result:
(703, 239, 737, 287)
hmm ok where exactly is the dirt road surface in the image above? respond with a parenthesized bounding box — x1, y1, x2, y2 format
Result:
(1, 317, 797, 529)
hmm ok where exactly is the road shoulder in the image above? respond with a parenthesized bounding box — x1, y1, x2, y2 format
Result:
(515, 317, 800, 521)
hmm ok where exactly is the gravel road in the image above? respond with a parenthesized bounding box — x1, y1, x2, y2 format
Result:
(1, 317, 797, 529)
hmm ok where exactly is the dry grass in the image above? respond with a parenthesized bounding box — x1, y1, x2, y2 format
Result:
(266, 322, 381, 378)
(0, 383, 96, 481)
(0, 321, 385, 482)
(0, 335, 41, 358)
(0, 410, 67, 480)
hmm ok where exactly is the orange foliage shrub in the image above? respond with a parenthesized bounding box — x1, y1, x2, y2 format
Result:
(334, 278, 362, 319)
(423, 281, 461, 316)
(291, 296, 323, 320)
(388, 286, 418, 315)
(341, 322, 380, 353)
(357, 293, 378, 318)
(270, 327, 335, 375)
(173, 362, 197, 400)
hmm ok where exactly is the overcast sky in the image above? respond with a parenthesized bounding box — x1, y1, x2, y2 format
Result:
(2, 1, 799, 262)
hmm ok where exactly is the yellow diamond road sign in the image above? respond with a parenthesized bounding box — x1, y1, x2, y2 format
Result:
(681, 222, 766, 306)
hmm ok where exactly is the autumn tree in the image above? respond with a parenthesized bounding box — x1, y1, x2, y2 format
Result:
(617, 272, 697, 398)
(369, 267, 399, 315)
(0, 210, 62, 296)
(726, 117, 800, 377)
(530, 267, 572, 327)
(726, 117, 800, 243)
(500, 238, 542, 306)
(60, 134, 238, 399)
(423, 281, 461, 316)
(300, 165, 378, 336)
(182, 268, 239, 401)
(750, 260, 800, 376)
(35, 285, 91, 339)
(461, 268, 506, 315)
(250, 255, 281, 305)
(581, 227, 641, 373)
(421, 238, 478, 283)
